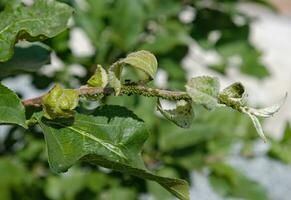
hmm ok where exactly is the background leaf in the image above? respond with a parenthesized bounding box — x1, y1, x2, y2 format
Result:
(110, 0, 145, 51)
(0, 0, 73, 62)
(209, 163, 269, 200)
(0, 158, 32, 200)
(268, 123, 291, 163)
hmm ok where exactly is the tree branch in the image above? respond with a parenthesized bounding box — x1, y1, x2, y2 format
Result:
(22, 85, 192, 107)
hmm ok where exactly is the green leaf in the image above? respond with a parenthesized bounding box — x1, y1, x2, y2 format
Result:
(110, 0, 145, 51)
(159, 58, 187, 90)
(268, 141, 291, 164)
(0, 42, 50, 78)
(0, 157, 32, 200)
(216, 41, 269, 79)
(147, 168, 181, 200)
(45, 168, 112, 200)
(45, 169, 88, 200)
(0, 0, 73, 62)
(109, 50, 158, 95)
(209, 163, 269, 200)
(0, 0, 21, 11)
(35, 106, 189, 200)
(185, 76, 220, 109)
(159, 123, 217, 151)
(0, 83, 27, 128)
(106, 187, 137, 200)
(140, 21, 188, 54)
(157, 99, 194, 128)
(41, 84, 79, 120)
(268, 123, 291, 164)
(122, 50, 158, 79)
(87, 64, 108, 87)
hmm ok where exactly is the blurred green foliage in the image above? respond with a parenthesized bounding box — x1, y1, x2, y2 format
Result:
(0, 0, 288, 200)
(268, 123, 291, 164)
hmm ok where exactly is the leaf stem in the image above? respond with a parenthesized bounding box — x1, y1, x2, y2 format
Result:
(22, 85, 192, 107)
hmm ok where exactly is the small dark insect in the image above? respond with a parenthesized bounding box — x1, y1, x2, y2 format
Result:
(124, 79, 137, 85)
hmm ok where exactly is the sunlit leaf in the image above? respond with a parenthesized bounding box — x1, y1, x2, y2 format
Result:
(87, 65, 108, 88)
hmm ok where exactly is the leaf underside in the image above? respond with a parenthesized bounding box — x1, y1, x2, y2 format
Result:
(109, 50, 158, 95)
(157, 99, 194, 128)
(0, 42, 50, 78)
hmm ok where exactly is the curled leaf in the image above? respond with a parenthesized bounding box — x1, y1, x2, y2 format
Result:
(109, 50, 158, 95)
(248, 93, 287, 118)
(41, 84, 79, 119)
(220, 82, 245, 98)
(240, 94, 287, 142)
(219, 82, 246, 102)
(108, 67, 122, 96)
(219, 82, 246, 110)
(185, 76, 220, 110)
(87, 65, 108, 87)
(245, 110, 267, 143)
(157, 99, 194, 128)
(218, 82, 286, 142)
